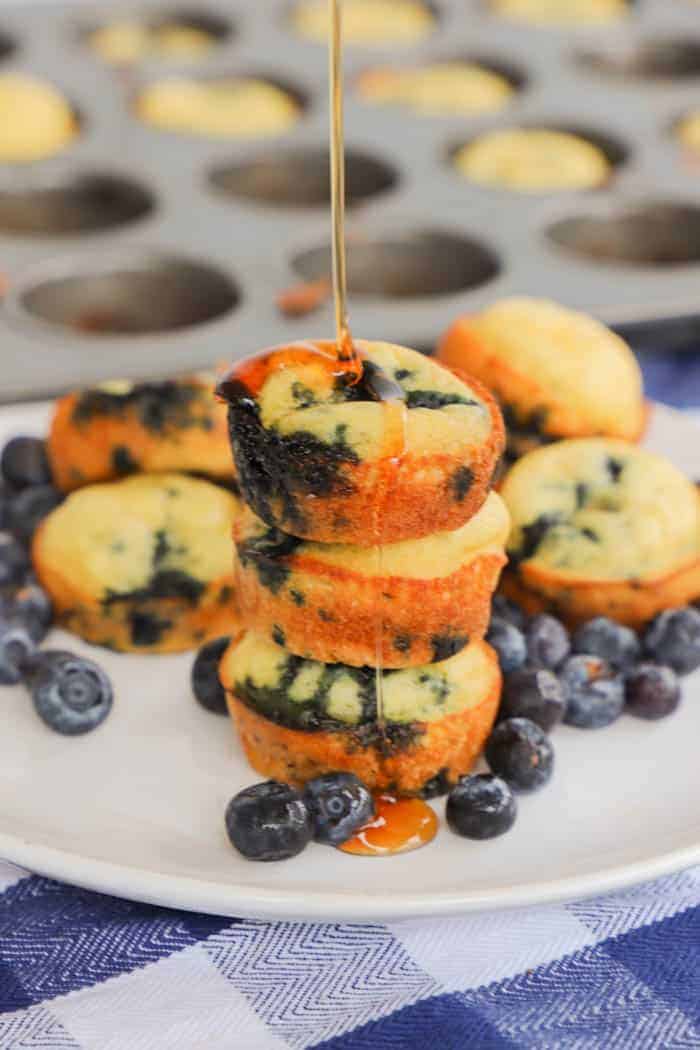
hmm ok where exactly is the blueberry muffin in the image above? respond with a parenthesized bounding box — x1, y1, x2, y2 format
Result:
(220, 631, 501, 794)
(490, 0, 628, 25)
(438, 298, 645, 462)
(500, 439, 700, 628)
(453, 129, 611, 192)
(33, 473, 239, 653)
(88, 19, 218, 65)
(217, 340, 505, 545)
(234, 490, 509, 667)
(0, 74, 78, 163)
(291, 0, 435, 45)
(357, 62, 514, 117)
(48, 375, 235, 493)
(136, 77, 301, 139)
(676, 112, 700, 157)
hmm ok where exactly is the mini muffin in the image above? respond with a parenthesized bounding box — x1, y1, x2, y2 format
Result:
(357, 62, 514, 117)
(33, 473, 238, 653)
(136, 77, 301, 138)
(291, 0, 435, 45)
(217, 340, 505, 546)
(500, 439, 700, 628)
(453, 129, 611, 192)
(48, 375, 235, 493)
(676, 112, 700, 157)
(438, 298, 646, 461)
(89, 20, 218, 65)
(220, 631, 501, 794)
(0, 74, 78, 163)
(234, 491, 509, 667)
(490, 0, 628, 25)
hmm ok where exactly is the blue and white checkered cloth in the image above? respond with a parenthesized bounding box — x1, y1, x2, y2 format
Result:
(1, 350, 699, 1049)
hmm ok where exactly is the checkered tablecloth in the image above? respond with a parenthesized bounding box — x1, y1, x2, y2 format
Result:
(1, 349, 699, 1049)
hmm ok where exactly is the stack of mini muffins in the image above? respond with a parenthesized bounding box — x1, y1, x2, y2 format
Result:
(218, 339, 509, 795)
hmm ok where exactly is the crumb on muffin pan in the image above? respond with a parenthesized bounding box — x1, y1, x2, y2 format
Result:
(0, 0, 700, 399)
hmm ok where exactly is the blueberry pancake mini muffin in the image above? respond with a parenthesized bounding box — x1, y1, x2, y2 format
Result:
(356, 62, 514, 117)
(234, 491, 509, 667)
(453, 129, 611, 193)
(439, 298, 645, 462)
(220, 631, 501, 794)
(291, 0, 435, 45)
(490, 0, 628, 26)
(500, 439, 700, 628)
(0, 73, 78, 163)
(218, 340, 504, 546)
(88, 19, 219, 65)
(48, 375, 235, 493)
(33, 473, 239, 653)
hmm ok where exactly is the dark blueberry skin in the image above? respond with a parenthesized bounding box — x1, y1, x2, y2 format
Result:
(0, 532, 30, 588)
(7, 485, 62, 543)
(572, 617, 640, 670)
(644, 607, 700, 676)
(485, 717, 554, 793)
(0, 616, 36, 685)
(8, 577, 53, 643)
(560, 655, 624, 729)
(486, 617, 527, 674)
(446, 774, 517, 840)
(501, 667, 566, 732)
(30, 650, 113, 735)
(625, 663, 681, 721)
(526, 614, 570, 670)
(491, 594, 528, 632)
(225, 781, 312, 861)
(0, 437, 52, 490)
(303, 772, 374, 846)
(191, 635, 231, 715)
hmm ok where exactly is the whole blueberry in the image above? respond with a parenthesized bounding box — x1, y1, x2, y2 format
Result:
(303, 772, 374, 846)
(7, 485, 62, 543)
(644, 608, 700, 676)
(30, 650, 113, 735)
(526, 614, 570, 669)
(625, 663, 681, 721)
(191, 636, 230, 715)
(446, 774, 517, 840)
(485, 717, 554, 793)
(572, 617, 640, 670)
(491, 595, 528, 632)
(501, 666, 566, 732)
(0, 616, 36, 684)
(0, 437, 52, 490)
(8, 576, 52, 643)
(225, 781, 312, 861)
(486, 616, 527, 674)
(0, 532, 30, 588)
(560, 655, 624, 729)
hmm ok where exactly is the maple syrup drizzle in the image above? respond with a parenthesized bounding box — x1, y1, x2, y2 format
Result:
(339, 794, 438, 856)
(328, 0, 355, 368)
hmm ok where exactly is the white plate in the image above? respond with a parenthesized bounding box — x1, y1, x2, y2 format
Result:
(0, 400, 699, 921)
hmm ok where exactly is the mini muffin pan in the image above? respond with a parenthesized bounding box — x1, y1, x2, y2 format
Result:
(2, 0, 700, 400)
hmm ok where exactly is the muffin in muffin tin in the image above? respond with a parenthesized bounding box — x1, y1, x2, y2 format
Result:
(33, 473, 239, 653)
(88, 19, 219, 65)
(490, 0, 628, 26)
(500, 438, 700, 627)
(291, 0, 435, 45)
(217, 340, 504, 546)
(438, 298, 646, 463)
(220, 630, 501, 794)
(0, 73, 78, 163)
(356, 61, 514, 117)
(48, 375, 235, 493)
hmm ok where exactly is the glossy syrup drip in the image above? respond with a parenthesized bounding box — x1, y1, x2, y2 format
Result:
(217, 339, 362, 402)
(339, 794, 438, 856)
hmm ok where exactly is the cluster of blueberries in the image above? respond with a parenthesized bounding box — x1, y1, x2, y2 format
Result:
(0, 435, 113, 735)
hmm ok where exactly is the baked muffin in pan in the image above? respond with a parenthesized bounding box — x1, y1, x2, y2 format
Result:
(220, 631, 501, 794)
(0, 73, 78, 163)
(291, 0, 435, 45)
(234, 490, 509, 667)
(88, 19, 218, 65)
(500, 439, 700, 628)
(218, 340, 504, 546)
(490, 0, 628, 26)
(357, 61, 514, 117)
(48, 375, 235, 493)
(33, 473, 238, 653)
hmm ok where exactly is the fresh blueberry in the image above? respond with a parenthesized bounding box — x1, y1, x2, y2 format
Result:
(625, 663, 681, 721)
(191, 636, 230, 715)
(486, 616, 527, 674)
(644, 607, 700, 676)
(8, 576, 52, 643)
(225, 781, 312, 861)
(485, 717, 554, 793)
(30, 650, 113, 735)
(303, 772, 374, 846)
(526, 614, 570, 669)
(7, 485, 62, 543)
(0, 616, 36, 684)
(500, 667, 566, 732)
(491, 594, 528, 632)
(0, 532, 30, 588)
(446, 774, 517, 840)
(560, 655, 624, 729)
(572, 617, 640, 670)
(0, 437, 52, 490)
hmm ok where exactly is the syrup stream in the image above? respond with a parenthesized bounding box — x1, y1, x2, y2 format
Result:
(328, 0, 352, 363)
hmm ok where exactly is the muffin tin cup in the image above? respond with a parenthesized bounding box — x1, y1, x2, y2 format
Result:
(1, 0, 700, 399)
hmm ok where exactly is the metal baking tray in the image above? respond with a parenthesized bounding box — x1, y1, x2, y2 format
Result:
(1, 0, 700, 400)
